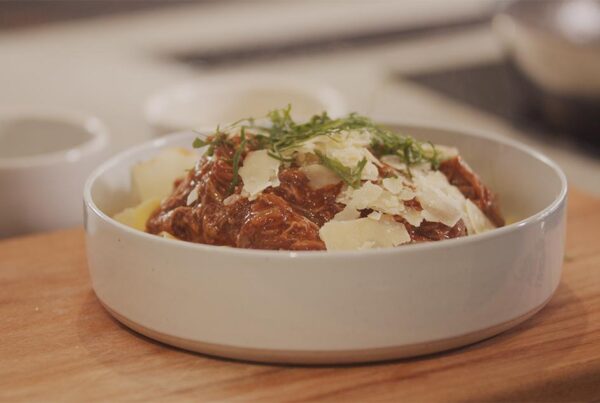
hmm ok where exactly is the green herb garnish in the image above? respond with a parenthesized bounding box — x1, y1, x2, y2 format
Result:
(192, 137, 208, 148)
(428, 141, 441, 170)
(240, 106, 385, 162)
(192, 131, 231, 157)
(193, 106, 440, 189)
(315, 150, 367, 189)
(368, 125, 439, 176)
(227, 128, 246, 194)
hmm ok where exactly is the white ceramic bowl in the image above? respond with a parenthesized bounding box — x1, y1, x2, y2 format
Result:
(0, 108, 109, 238)
(84, 124, 567, 364)
(144, 75, 347, 136)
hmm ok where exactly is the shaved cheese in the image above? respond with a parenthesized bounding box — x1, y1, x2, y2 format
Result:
(382, 177, 416, 200)
(421, 143, 459, 161)
(465, 199, 496, 234)
(382, 177, 403, 194)
(370, 191, 405, 215)
(328, 146, 378, 181)
(158, 231, 178, 240)
(294, 151, 320, 166)
(328, 144, 365, 164)
(287, 130, 379, 181)
(358, 241, 376, 250)
(326, 129, 372, 148)
(368, 211, 382, 220)
(415, 171, 464, 227)
(411, 162, 435, 175)
(462, 208, 476, 235)
(380, 156, 432, 177)
(238, 150, 281, 200)
(287, 130, 372, 156)
(418, 197, 462, 227)
(398, 208, 423, 227)
(334, 157, 482, 231)
(319, 217, 411, 251)
(380, 155, 406, 172)
(399, 188, 417, 201)
(338, 181, 405, 216)
(360, 161, 380, 181)
(343, 181, 383, 209)
(300, 164, 341, 189)
(113, 197, 160, 231)
(186, 186, 199, 206)
(365, 149, 383, 167)
(333, 204, 361, 221)
(223, 193, 242, 206)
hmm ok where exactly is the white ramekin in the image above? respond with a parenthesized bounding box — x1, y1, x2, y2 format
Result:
(0, 108, 109, 237)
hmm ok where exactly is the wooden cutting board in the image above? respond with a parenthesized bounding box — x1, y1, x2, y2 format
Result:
(1, 189, 599, 402)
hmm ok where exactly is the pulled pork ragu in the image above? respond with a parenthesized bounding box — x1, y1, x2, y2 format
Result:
(439, 157, 505, 227)
(147, 135, 341, 250)
(147, 134, 503, 251)
(393, 198, 468, 242)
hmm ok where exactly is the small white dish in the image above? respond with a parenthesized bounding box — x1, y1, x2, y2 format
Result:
(144, 75, 348, 136)
(0, 108, 109, 237)
(84, 124, 567, 364)
(493, 0, 600, 97)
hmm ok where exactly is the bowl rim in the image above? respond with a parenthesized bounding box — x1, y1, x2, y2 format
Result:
(84, 122, 567, 259)
(0, 107, 109, 169)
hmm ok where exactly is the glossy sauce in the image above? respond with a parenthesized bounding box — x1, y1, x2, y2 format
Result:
(147, 141, 503, 250)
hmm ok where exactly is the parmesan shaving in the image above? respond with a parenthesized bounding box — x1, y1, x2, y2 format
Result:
(360, 161, 380, 181)
(465, 199, 496, 234)
(398, 208, 423, 227)
(382, 177, 403, 194)
(368, 211, 382, 220)
(415, 171, 464, 227)
(287, 130, 379, 181)
(334, 157, 481, 230)
(300, 164, 341, 189)
(238, 150, 281, 200)
(382, 177, 416, 200)
(158, 231, 178, 240)
(343, 181, 382, 209)
(338, 181, 405, 216)
(186, 186, 199, 206)
(421, 143, 459, 161)
(380, 155, 406, 171)
(369, 191, 405, 215)
(333, 204, 361, 221)
(223, 193, 242, 206)
(319, 217, 411, 251)
(380, 156, 432, 177)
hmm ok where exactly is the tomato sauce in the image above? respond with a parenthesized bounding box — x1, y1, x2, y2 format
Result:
(147, 143, 503, 250)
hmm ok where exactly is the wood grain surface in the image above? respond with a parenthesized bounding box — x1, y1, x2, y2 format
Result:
(1, 189, 599, 402)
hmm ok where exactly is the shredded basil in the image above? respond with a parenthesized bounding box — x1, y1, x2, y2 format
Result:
(193, 106, 440, 188)
(315, 150, 367, 189)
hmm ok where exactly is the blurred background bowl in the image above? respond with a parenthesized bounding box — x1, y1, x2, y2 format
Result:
(493, 0, 600, 144)
(0, 108, 109, 237)
(144, 74, 348, 136)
